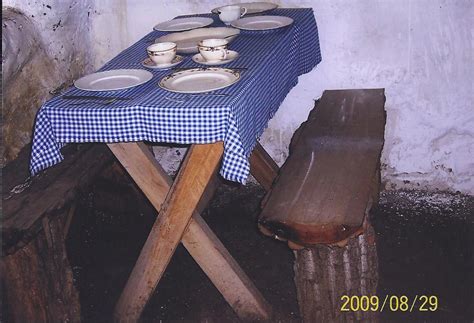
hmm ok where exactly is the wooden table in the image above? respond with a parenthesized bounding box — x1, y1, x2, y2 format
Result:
(108, 141, 279, 322)
(27, 10, 321, 321)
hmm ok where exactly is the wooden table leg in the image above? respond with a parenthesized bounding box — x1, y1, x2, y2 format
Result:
(182, 214, 272, 321)
(108, 142, 272, 322)
(250, 142, 279, 191)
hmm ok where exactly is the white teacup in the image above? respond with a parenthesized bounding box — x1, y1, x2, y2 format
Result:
(198, 38, 229, 62)
(147, 42, 177, 65)
(218, 5, 247, 25)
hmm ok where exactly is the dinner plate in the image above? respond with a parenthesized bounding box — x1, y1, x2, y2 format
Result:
(211, 2, 278, 15)
(192, 50, 239, 66)
(74, 69, 153, 91)
(159, 68, 240, 93)
(153, 17, 214, 32)
(156, 27, 240, 54)
(142, 55, 184, 69)
(231, 15, 293, 30)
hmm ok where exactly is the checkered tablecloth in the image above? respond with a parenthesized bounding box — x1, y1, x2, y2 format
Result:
(30, 8, 321, 183)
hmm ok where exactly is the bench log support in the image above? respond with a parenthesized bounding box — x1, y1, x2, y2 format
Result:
(294, 221, 378, 322)
(1, 208, 80, 323)
(258, 89, 386, 322)
(1, 144, 115, 322)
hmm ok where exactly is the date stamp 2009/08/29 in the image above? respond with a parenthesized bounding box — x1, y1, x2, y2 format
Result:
(340, 295, 438, 313)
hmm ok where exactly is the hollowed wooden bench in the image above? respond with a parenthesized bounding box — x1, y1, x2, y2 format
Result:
(258, 89, 386, 322)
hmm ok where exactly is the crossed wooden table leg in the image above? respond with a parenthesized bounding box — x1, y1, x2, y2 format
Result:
(107, 141, 278, 322)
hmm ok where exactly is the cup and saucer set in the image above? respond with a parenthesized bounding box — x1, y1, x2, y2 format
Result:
(142, 39, 239, 69)
(192, 38, 239, 66)
(142, 42, 184, 69)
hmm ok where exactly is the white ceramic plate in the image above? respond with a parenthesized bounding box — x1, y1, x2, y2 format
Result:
(159, 68, 240, 93)
(156, 27, 240, 54)
(153, 17, 214, 32)
(212, 2, 278, 15)
(231, 15, 293, 30)
(74, 69, 153, 91)
(142, 55, 184, 69)
(192, 50, 239, 66)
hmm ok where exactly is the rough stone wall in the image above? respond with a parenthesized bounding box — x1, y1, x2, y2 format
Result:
(2, 2, 94, 165)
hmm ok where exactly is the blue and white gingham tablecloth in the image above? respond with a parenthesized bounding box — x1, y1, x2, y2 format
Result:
(30, 8, 321, 184)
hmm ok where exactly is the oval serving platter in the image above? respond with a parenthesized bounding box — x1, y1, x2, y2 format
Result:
(231, 15, 293, 31)
(156, 27, 240, 54)
(153, 17, 214, 32)
(159, 68, 240, 93)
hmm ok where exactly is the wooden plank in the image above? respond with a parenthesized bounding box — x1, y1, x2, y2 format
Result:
(109, 142, 271, 322)
(195, 172, 221, 215)
(107, 142, 170, 208)
(249, 142, 279, 191)
(2, 144, 114, 254)
(182, 215, 272, 321)
(259, 89, 386, 245)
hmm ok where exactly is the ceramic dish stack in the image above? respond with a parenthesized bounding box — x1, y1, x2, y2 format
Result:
(155, 27, 241, 54)
(211, 2, 278, 15)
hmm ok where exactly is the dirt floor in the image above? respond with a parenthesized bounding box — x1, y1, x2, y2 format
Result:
(66, 170, 473, 323)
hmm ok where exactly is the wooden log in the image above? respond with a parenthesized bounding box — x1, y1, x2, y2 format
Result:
(1, 208, 81, 323)
(2, 144, 115, 322)
(259, 89, 386, 246)
(293, 221, 379, 323)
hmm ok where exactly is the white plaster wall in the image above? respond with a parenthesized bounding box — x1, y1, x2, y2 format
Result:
(4, 0, 472, 195)
(271, 0, 474, 195)
(116, 0, 473, 194)
(90, 0, 129, 68)
(91, 0, 225, 65)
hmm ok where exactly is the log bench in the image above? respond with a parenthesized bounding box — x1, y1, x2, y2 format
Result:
(1, 144, 115, 322)
(258, 89, 386, 322)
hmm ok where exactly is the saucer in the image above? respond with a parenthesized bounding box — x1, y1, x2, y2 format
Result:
(192, 50, 239, 66)
(142, 55, 184, 69)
